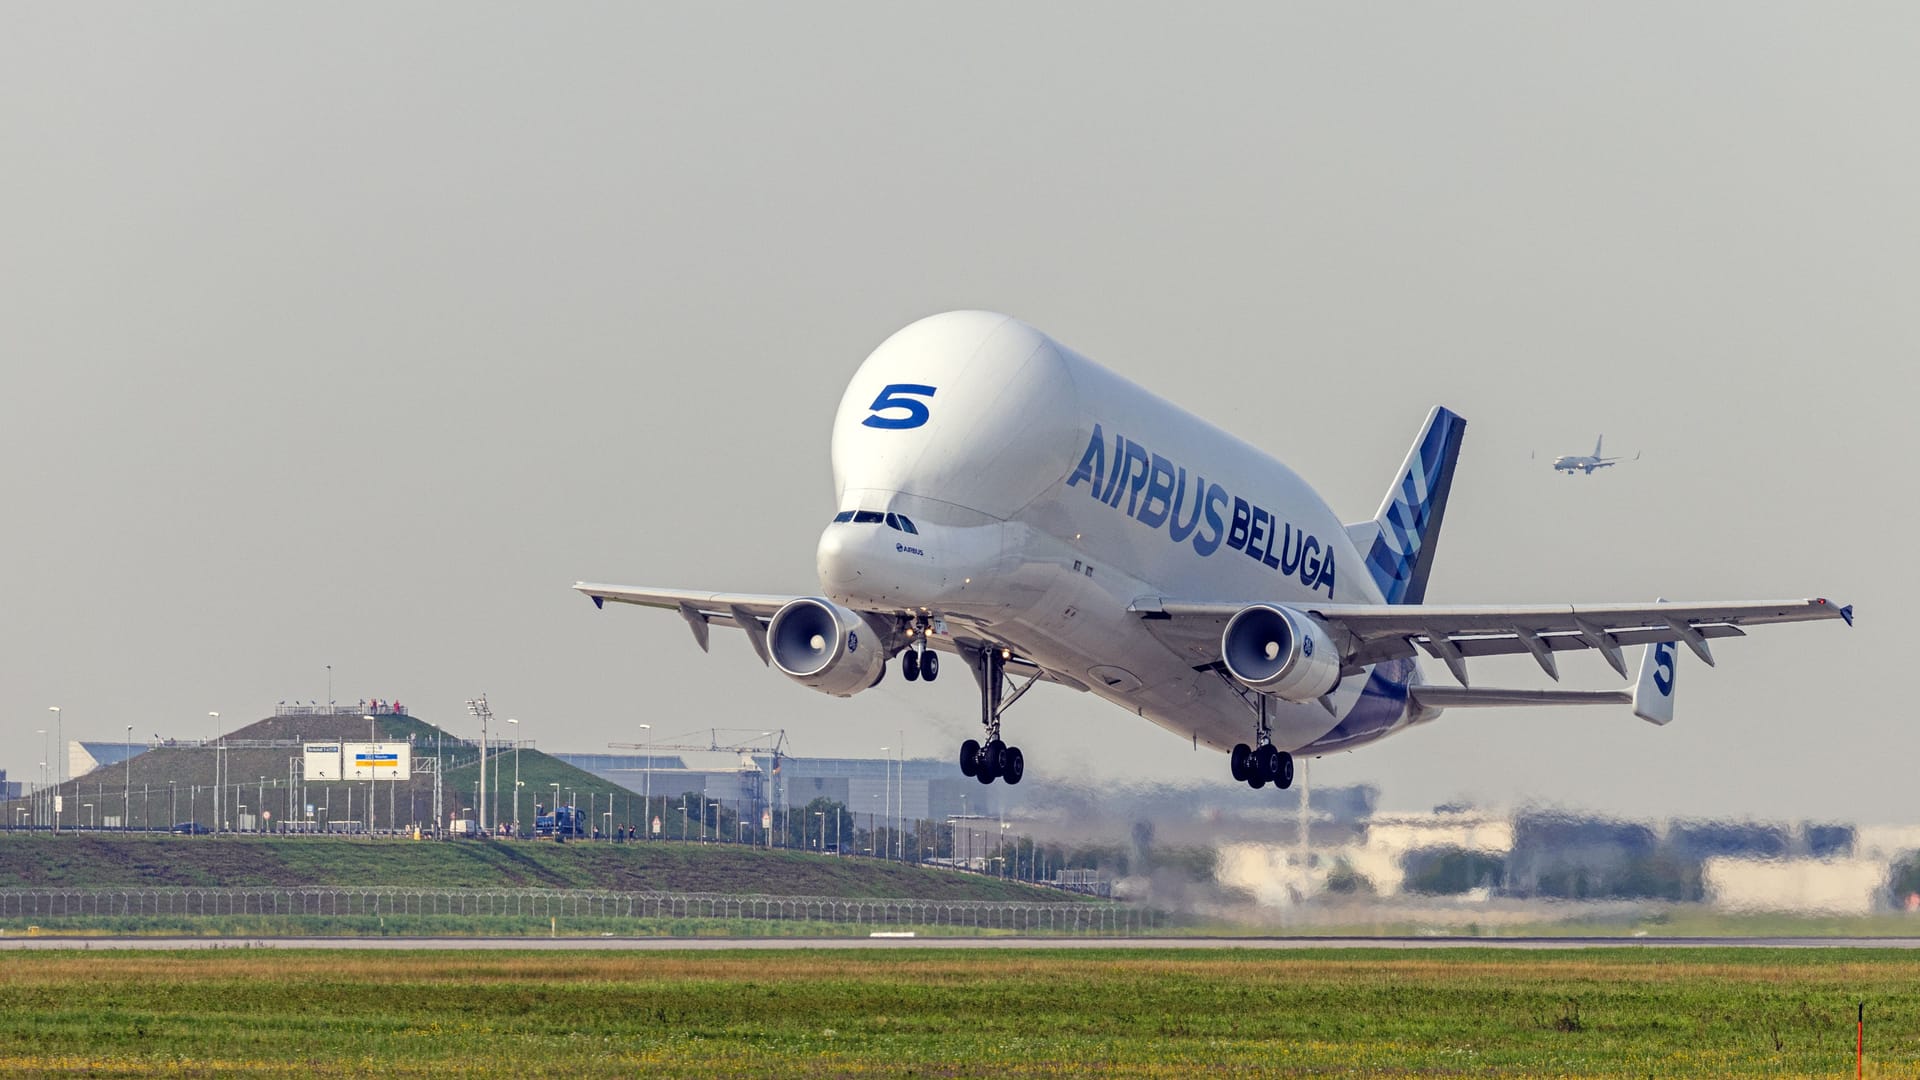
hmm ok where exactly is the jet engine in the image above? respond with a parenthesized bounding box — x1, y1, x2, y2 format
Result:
(1220, 604, 1342, 702)
(767, 597, 889, 697)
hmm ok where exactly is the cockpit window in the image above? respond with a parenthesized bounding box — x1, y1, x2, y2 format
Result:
(884, 513, 902, 531)
(896, 515, 919, 534)
(853, 510, 884, 524)
(832, 511, 855, 523)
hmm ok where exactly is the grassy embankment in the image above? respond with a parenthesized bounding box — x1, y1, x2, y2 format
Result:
(0, 832, 1074, 899)
(3, 948, 1915, 1077)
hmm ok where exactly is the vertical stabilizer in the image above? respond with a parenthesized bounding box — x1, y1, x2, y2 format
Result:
(1594, 434, 1605, 458)
(1348, 406, 1466, 605)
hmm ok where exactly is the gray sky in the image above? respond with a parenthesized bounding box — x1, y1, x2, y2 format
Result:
(3, 4, 1911, 822)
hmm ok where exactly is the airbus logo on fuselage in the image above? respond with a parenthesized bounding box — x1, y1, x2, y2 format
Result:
(1065, 423, 1336, 598)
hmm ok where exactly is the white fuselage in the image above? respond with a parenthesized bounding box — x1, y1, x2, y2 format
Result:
(814, 311, 1427, 757)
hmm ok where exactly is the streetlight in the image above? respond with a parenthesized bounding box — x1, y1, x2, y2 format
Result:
(362, 715, 378, 833)
(550, 782, 561, 835)
(125, 724, 134, 831)
(209, 712, 221, 834)
(814, 810, 825, 853)
(506, 718, 521, 837)
(708, 801, 719, 844)
(880, 746, 889, 861)
(638, 723, 652, 841)
(48, 707, 61, 833)
(169, 780, 177, 828)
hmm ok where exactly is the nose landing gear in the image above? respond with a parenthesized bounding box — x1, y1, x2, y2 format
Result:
(899, 621, 939, 682)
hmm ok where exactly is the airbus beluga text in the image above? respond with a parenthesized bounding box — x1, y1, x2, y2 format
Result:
(578, 312, 1851, 792)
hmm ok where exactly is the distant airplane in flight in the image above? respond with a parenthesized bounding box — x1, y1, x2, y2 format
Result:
(1552, 435, 1638, 475)
(579, 312, 1848, 792)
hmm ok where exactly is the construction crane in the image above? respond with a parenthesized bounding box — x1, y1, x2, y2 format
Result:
(608, 728, 788, 761)
(608, 729, 790, 843)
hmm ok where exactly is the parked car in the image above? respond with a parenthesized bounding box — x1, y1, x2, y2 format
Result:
(171, 822, 211, 835)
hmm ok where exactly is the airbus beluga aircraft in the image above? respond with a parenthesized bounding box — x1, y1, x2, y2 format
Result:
(577, 311, 1851, 791)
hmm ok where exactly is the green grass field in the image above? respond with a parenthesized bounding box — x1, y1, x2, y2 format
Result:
(3, 948, 1915, 1077)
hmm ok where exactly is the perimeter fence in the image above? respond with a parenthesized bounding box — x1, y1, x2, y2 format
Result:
(0, 887, 1160, 934)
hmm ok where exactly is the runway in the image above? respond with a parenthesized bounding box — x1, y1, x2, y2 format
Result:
(5, 934, 1918, 951)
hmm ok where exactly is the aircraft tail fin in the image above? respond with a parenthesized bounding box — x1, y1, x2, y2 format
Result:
(1350, 406, 1466, 605)
(1594, 434, 1605, 458)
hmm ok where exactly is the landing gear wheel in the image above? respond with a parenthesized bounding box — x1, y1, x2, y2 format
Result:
(979, 739, 1005, 783)
(1275, 751, 1294, 790)
(920, 651, 938, 681)
(1230, 743, 1252, 783)
(1249, 775, 1266, 789)
(1002, 746, 1024, 785)
(959, 738, 980, 778)
(903, 649, 920, 681)
(1253, 744, 1280, 787)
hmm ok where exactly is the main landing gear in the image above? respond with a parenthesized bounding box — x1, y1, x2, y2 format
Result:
(957, 644, 1035, 785)
(1229, 693, 1293, 790)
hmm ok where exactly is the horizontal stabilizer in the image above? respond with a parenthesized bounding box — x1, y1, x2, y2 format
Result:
(1411, 686, 1631, 709)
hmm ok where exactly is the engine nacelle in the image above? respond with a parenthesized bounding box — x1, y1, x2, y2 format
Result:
(767, 597, 888, 697)
(1220, 604, 1342, 702)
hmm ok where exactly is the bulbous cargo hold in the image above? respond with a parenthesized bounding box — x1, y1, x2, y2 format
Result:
(1220, 604, 1341, 702)
(766, 597, 889, 697)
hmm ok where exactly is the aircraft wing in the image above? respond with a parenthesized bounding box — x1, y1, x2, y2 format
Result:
(1130, 596, 1852, 685)
(574, 583, 800, 665)
(574, 582, 1083, 688)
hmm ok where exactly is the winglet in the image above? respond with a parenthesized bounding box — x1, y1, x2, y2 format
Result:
(1632, 639, 1678, 725)
(591, 595, 605, 610)
(1841, 604, 1854, 627)
(1633, 599, 1678, 725)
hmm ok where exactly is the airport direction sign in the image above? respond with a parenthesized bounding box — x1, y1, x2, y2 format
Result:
(302, 744, 343, 781)
(346, 742, 411, 781)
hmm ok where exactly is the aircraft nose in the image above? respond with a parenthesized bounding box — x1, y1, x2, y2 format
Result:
(816, 524, 861, 592)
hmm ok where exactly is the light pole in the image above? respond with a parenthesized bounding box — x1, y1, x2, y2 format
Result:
(506, 718, 520, 837)
(124, 724, 133, 830)
(208, 712, 220, 834)
(35, 729, 45, 827)
(466, 697, 492, 835)
(169, 781, 177, 828)
(48, 707, 61, 833)
(708, 801, 719, 844)
(880, 746, 889, 862)
(814, 810, 825, 852)
(638, 723, 652, 840)
(84, 803, 94, 829)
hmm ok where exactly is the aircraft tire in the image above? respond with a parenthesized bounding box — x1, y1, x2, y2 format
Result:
(1276, 751, 1294, 790)
(1229, 744, 1252, 783)
(903, 650, 920, 681)
(980, 739, 1004, 781)
(921, 652, 939, 681)
(1248, 775, 1266, 790)
(959, 739, 980, 777)
(1253, 744, 1280, 783)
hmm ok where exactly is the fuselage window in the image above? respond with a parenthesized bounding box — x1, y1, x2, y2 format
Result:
(853, 510, 884, 524)
(833, 511, 855, 524)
